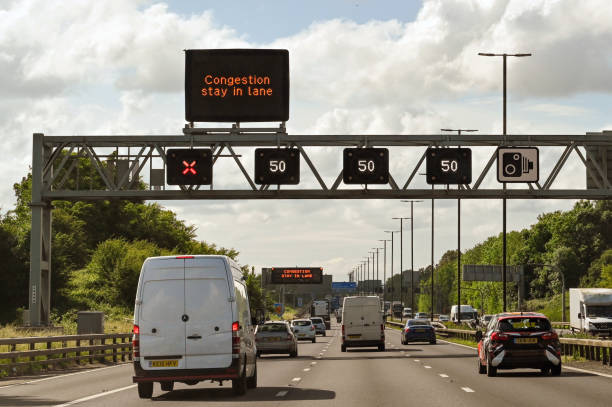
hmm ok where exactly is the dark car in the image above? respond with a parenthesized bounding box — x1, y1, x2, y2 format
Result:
(401, 319, 436, 345)
(476, 312, 561, 377)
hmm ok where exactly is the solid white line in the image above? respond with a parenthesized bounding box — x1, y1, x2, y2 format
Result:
(439, 374, 449, 378)
(437, 339, 478, 352)
(461, 387, 475, 393)
(53, 384, 136, 407)
(0, 364, 128, 389)
(424, 366, 432, 369)
(292, 377, 301, 382)
(563, 365, 612, 379)
(276, 390, 288, 397)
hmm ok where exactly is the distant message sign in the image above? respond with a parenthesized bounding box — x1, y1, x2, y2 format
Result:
(185, 49, 289, 122)
(270, 267, 323, 284)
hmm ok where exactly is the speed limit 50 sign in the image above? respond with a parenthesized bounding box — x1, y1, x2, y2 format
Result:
(343, 148, 389, 184)
(254, 148, 300, 184)
(426, 147, 472, 185)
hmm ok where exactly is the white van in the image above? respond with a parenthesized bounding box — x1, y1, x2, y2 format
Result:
(132, 255, 257, 398)
(341, 296, 385, 352)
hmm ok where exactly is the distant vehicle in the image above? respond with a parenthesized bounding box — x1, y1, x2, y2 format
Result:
(311, 300, 331, 329)
(384, 301, 391, 315)
(255, 321, 298, 357)
(438, 314, 450, 322)
(132, 255, 257, 398)
(415, 312, 429, 320)
(401, 319, 436, 345)
(476, 312, 561, 377)
(480, 314, 493, 327)
(450, 304, 478, 323)
(341, 296, 385, 352)
(392, 302, 404, 319)
(336, 307, 343, 323)
(310, 317, 326, 336)
(569, 288, 612, 336)
(291, 319, 316, 343)
(402, 307, 413, 318)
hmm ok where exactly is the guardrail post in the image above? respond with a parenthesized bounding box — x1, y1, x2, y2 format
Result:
(128, 335, 133, 361)
(46, 341, 52, 370)
(62, 340, 67, 363)
(10, 344, 17, 376)
(99, 338, 105, 363)
(89, 339, 94, 364)
(112, 337, 117, 363)
(76, 339, 81, 364)
(121, 336, 126, 362)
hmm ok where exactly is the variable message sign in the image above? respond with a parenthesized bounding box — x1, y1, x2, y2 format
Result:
(254, 148, 300, 184)
(270, 267, 323, 284)
(343, 148, 389, 184)
(185, 49, 289, 122)
(426, 147, 472, 184)
(166, 149, 212, 185)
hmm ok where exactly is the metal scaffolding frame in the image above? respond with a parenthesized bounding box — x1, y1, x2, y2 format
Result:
(28, 129, 612, 325)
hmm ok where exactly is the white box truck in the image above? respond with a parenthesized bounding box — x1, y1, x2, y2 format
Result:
(132, 255, 257, 398)
(311, 300, 331, 329)
(341, 296, 385, 352)
(569, 288, 612, 336)
(450, 304, 478, 323)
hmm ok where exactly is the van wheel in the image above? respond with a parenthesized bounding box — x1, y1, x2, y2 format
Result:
(341, 344, 346, 352)
(312, 337, 316, 343)
(246, 365, 257, 389)
(137, 382, 153, 399)
(378, 344, 385, 352)
(232, 370, 247, 395)
(290, 348, 298, 357)
(256, 351, 261, 358)
(551, 364, 562, 376)
(160, 381, 174, 392)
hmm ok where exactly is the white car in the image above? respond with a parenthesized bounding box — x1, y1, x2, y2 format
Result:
(291, 319, 316, 342)
(438, 314, 450, 322)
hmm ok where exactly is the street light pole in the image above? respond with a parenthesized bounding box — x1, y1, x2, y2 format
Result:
(478, 51, 531, 312)
(392, 217, 410, 320)
(440, 129, 477, 324)
(379, 239, 390, 306)
(401, 200, 423, 316)
(385, 230, 399, 303)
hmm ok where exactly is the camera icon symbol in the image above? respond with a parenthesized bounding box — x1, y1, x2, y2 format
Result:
(502, 152, 534, 178)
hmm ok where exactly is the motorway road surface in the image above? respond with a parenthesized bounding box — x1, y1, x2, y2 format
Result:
(1, 323, 611, 407)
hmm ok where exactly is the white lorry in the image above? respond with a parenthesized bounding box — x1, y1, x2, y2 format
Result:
(569, 288, 612, 336)
(450, 304, 478, 323)
(311, 300, 331, 329)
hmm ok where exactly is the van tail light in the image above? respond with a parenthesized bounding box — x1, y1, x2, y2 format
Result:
(491, 332, 510, 342)
(132, 324, 140, 358)
(542, 332, 558, 341)
(232, 321, 240, 356)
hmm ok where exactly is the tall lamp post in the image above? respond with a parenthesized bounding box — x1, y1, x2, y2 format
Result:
(401, 200, 423, 316)
(440, 129, 477, 323)
(379, 239, 391, 306)
(372, 247, 382, 294)
(369, 251, 376, 294)
(384, 230, 399, 303)
(364, 257, 370, 294)
(392, 217, 410, 321)
(478, 51, 531, 312)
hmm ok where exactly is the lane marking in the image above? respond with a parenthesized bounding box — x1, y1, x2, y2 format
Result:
(405, 355, 411, 357)
(0, 364, 128, 389)
(276, 390, 288, 397)
(303, 368, 311, 372)
(437, 339, 477, 352)
(311, 361, 317, 365)
(439, 374, 449, 378)
(563, 365, 612, 379)
(53, 384, 136, 407)
(292, 377, 301, 382)
(414, 359, 420, 362)
(461, 387, 475, 393)
(424, 366, 432, 369)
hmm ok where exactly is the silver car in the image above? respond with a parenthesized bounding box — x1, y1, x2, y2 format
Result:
(255, 322, 298, 357)
(291, 319, 316, 343)
(310, 317, 326, 336)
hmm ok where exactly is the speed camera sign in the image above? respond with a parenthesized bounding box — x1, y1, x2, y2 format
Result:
(497, 147, 539, 183)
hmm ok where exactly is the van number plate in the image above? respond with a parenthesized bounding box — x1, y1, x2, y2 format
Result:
(149, 360, 178, 368)
(348, 334, 361, 339)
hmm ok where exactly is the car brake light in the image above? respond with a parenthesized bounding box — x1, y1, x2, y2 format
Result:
(405, 327, 410, 332)
(491, 332, 509, 341)
(232, 321, 240, 332)
(132, 324, 140, 358)
(542, 332, 558, 340)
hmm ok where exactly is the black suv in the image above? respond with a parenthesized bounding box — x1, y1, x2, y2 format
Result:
(476, 312, 561, 377)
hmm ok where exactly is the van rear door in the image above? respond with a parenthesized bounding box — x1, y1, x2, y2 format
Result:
(138, 258, 185, 370)
(184, 257, 234, 369)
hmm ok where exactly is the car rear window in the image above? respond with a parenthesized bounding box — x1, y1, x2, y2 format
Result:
(293, 320, 311, 326)
(258, 324, 288, 332)
(408, 320, 430, 326)
(498, 317, 551, 332)
(310, 318, 323, 323)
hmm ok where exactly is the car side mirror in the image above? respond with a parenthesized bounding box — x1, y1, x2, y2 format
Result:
(475, 330, 483, 342)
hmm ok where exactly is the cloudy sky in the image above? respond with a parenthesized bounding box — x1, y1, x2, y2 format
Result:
(1, 0, 611, 283)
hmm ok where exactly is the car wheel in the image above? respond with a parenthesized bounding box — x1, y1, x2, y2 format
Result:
(137, 382, 153, 399)
(378, 343, 385, 352)
(478, 357, 487, 374)
(290, 348, 298, 357)
(232, 363, 248, 395)
(430, 340, 436, 345)
(486, 356, 497, 377)
(323, 331, 326, 337)
(341, 344, 346, 352)
(551, 364, 562, 376)
(256, 351, 261, 358)
(312, 337, 316, 343)
(246, 365, 257, 389)
(540, 367, 550, 375)
(160, 381, 174, 392)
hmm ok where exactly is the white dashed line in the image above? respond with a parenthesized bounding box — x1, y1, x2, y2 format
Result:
(461, 387, 475, 393)
(414, 359, 420, 362)
(276, 391, 288, 397)
(303, 368, 311, 372)
(311, 361, 317, 365)
(292, 377, 301, 382)
(405, 355, 411, 357)
(424, 366, 431, 369)
(439, 374, 449, 378)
